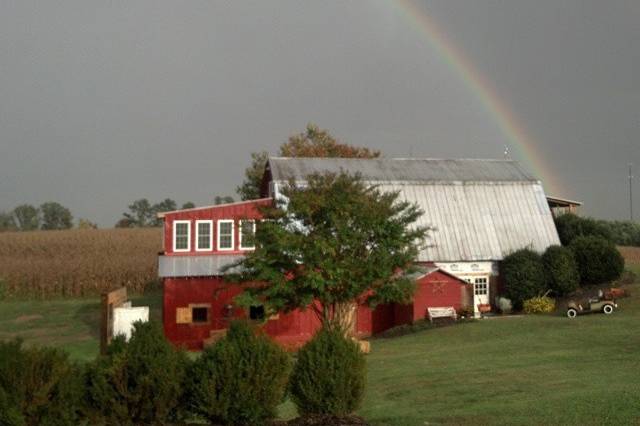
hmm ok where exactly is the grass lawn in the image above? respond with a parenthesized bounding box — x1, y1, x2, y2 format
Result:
(0, 292, 162, 362)
(1, 274, 639, 424)
(358, 282, 640, 425)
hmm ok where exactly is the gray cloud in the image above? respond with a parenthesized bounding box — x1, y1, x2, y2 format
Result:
(1, 0, 638, 226)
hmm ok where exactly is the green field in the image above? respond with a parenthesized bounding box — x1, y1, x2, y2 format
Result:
(1, 277, 639, 424)
(0, 292, 162, 362)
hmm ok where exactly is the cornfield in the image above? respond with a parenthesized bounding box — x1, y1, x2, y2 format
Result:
(618, 246, 640, 265)
(0, 228, 162, 298)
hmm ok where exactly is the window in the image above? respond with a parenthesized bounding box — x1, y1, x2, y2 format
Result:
(173, 220, 190, 252)
(474, 277, 488, 295)
(249, 305, 265, 321)
(239, 220, 256, 250)
(195, 220, 213, 251)
(217, 220, 234, 250)
(192, 306, 209, 324)
(175, 303, 210, 324)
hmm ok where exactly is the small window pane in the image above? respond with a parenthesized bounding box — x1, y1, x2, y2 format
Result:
(218, 221, 233, 249)
(175, 222, 189, 250)
(250, 305, 265, 320)
(197, 222, 211, 250)
(192, 307, 208, 323)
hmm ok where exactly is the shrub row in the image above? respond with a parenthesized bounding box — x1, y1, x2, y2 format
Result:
(502, 237, 624, 310)
(555, 213, 640, 247)
(0, 321, 366, 425)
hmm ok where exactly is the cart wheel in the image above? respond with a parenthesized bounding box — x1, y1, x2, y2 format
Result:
(567, 308, 577, 318)
(603, 305, 614, 315)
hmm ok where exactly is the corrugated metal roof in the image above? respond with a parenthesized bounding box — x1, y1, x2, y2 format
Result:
(159, 254, 243, 277)
(268, 157, 538, 183)
(268, 157, 560, 262)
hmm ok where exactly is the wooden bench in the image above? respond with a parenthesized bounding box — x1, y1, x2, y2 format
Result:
(427, 307, 457, 323)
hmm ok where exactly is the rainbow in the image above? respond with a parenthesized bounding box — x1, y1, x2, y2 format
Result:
(393, 0, 565, 196)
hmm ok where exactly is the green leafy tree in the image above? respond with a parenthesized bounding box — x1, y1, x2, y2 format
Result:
(77, 218, 98, 229)
(0, 211, 17, 232)
(237, 124, 381, 200)
(237, 151, 270, 201)
(228, 172, 427, 331)
(181, 201, 196, 209)
(554, 213, 613, 245)
(40, 202, 73, 230)
(12, 204, 39, 231)
(151, 199, 177, 226)
(121, 198, 155, 227)
(214, 195, 235, 205)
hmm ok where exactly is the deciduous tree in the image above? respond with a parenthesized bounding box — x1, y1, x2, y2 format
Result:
(40, 202, 73, 230)
(12, 204, 39, 231)
(0, 212, 17, 232)
(228, 172, 427, 332)
(237, 124, 381, 200)
(214, 195, 235, 205)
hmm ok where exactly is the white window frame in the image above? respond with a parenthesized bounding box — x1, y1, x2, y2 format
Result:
(173, 220, 191, 252)
(239, 220, 256, 250)
(217, 220, 235, 251)
(474, 277, 488, 296)
(195, 220, 213, 252)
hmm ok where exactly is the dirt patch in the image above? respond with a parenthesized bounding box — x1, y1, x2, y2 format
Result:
(14, 314, 43, 323)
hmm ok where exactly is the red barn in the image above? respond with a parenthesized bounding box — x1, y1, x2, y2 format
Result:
(158, 199, 473, 350)
(158, 157, 562, 350)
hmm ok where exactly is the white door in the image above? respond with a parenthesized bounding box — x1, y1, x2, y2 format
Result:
(473, 277, 490, 313)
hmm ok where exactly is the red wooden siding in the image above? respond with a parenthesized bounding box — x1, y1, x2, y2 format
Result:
(394, 270, 471, 324)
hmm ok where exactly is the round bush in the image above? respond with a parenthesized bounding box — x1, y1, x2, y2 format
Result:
(523, 296, 556, 314)
(570, 236, 625, 285)
(289, 327, 366, 416)
(186, 321, 291, 426)
(554, 214, 612, 246)
(501, 249, 547, 310)
(85, 321, 188, 425)
(542, 245, 580, 296)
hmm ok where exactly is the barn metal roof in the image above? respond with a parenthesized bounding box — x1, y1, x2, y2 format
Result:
(267, 157, 538, 184)
(267, 157, 560, 262)
(158, 254, 243, 277)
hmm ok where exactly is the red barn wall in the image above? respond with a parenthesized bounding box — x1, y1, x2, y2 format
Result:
(164, 277, 404, 350)
(391, 270, 470, 324)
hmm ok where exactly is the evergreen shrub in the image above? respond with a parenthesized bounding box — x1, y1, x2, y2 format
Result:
(501, 249, 547, 310)
(542, 245, 580, 296)
(570, 236, 625, 285)
(289, 327, 366, 416)
(185, 321, 291, 426)
(84, 321, 188, 425)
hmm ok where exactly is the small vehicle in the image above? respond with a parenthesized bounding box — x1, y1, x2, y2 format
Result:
(566, 292, 618, 318)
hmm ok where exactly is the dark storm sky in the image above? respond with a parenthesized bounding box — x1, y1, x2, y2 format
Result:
(1, 1, 638, 226)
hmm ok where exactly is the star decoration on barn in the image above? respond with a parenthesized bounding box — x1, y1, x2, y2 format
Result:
(431, 281, 447, 294)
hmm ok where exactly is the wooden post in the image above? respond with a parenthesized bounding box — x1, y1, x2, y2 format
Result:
(100, 287, 128, 354)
